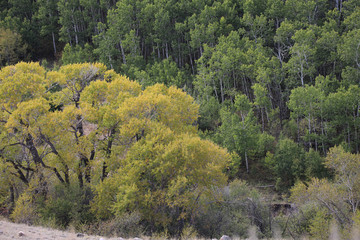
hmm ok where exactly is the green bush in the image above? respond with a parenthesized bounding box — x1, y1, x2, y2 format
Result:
(40, 184, 94, 229)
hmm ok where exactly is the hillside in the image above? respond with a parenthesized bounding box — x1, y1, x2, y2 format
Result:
(2, 0, 360, 239)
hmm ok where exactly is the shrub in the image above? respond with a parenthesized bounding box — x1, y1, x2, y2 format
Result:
(194, 179, 271, 239)
(40, 184, 95, 229)
(82, 212, 144, 238)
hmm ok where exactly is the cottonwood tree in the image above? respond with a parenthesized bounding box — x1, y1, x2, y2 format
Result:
(290, 146, 360, 233)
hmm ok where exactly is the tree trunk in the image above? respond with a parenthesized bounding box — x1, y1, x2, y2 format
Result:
(165, 42, 169, 59)
(245, 151, 249, 173)
(220, 77, 225, 103)
(78, 165, 83, 188)
(347, 123, 351, 149)
(52, 32, 57, 55)
(119, 40, 126, 64)
(261, 108, 265, 132)
(308, 113, 312, 148)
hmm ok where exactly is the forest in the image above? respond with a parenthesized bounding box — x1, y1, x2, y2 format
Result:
(1, 0, 360, 239)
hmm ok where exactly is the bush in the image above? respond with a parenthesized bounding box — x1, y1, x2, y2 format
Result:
(10, 178, 46, 225)
(40, 184, 95, 229)
(194, 179, 271, 239)
(82, 212, 144, 238)
(10, 190, 39, 224)
(274, 203, 317, 239)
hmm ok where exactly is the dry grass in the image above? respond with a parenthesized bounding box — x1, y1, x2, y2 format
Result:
(1, 218, 359, 240)
(0, 220, 124, 240)
(0, 219, 294, 240)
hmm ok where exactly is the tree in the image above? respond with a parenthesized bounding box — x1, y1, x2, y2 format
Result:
(286, 28, 317, 87)
(105, 129, 229, 235)
(217, 94, 259, 175)
(290, 146, 360, 233)
(140, 58, 188, 88)
(252, 83, 271, 132)
(288, 84, 324, 149)
(89, 84, 229, 235)
(338, 29, 360, 85)
(324, 86, 360, 153)
(35, 0, 60, 56)
(315, 26, 340, 76)
(265, 138, 306, 191)
(326, 146, 360, 214)
(0, 28, 27, 66)
(284, 0, 327, 25)
(0, 61, 231, 235)
(273, 19, 299, 65)
(61, 43, 95, 64)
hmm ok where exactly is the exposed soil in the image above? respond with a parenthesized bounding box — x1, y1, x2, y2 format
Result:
(0, 220, 121, 240)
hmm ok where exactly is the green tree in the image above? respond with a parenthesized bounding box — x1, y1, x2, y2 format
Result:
(286, 28, 317, 87)
(34, 0, 59, 56)
(288, 84, 324, 149)
(0, 28, 27, 66)
(217, 94, 259, 174)
(252, 83, 271, 132)
(324, 86, 360, 152)
(140, 58, 188, 88)
(284, 0, 327, 25)
(266, 138, 305, 191)
(338, 29, 360, 85)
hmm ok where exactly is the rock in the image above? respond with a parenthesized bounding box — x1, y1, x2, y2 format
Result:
(220, 235, 231, 240)
(18, 231, 25, 237)
(133, 238, 143, 240)
(118, 238, 125, 240)
(0, 230, 3, 235)
(76, 233, 85, 237)
(99, 238, 105, 240)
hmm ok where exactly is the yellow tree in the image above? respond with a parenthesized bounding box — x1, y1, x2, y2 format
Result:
(90, 84, 229, 235)
(92, 122, 229, 234)
(0, 62, 109, 221)
(0, 62, 229, 232)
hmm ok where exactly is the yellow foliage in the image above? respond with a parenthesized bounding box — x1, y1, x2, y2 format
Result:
(6, 98, 50, 132)
(0, 62, 229, 232)
(10, 180, 40, 224)
(118, 83, 198, 140)
(94, 122, 229, 226)
(80, 75, 141, 127)
(0, 62, 46, 110)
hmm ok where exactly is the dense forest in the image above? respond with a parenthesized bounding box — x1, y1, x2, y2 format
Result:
(1, 0, 360, 239)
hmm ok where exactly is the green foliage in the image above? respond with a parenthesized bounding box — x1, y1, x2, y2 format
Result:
(139, 58, 189, 88)
(40, 184, 94, 228)
(274, 202, 317, 239)
(198, 96, 221, 131)
(305, 149, 329, 179)
(61, 43, 95, 65)
(265, 138, 305, 191)
(0, 28, 27, 66)
(217, 98, 259, 175)
(309, 209, 331, 240)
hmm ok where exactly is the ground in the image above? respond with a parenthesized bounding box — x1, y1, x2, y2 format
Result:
(0, 220, 121, 240)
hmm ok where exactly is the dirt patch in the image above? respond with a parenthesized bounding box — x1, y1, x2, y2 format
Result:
(0, 220, 122, 240)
